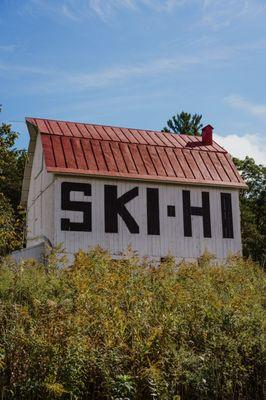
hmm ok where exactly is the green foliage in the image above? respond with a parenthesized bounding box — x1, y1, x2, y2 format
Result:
(0, 113, 27, 256)
(162, 111, 203, 135)
(233, 156, 266, 267)
(0, 121, 27, 210)
(0, 194, 24, 256)
(0, 249, 264, 399)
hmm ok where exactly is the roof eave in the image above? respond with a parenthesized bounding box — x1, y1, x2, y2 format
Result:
(20, 120, 40, 207)
(48, 167, 247, 189)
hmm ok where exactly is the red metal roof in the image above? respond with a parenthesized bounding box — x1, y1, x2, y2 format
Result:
(26, 117, 246, 188)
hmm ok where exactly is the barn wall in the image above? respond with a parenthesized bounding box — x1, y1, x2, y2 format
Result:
(53, 176, 241, 262)
(26, 133, 54, 246)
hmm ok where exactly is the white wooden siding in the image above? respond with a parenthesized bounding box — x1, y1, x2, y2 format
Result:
(26, 133, 54, 246)
(53, 176, 242, 262)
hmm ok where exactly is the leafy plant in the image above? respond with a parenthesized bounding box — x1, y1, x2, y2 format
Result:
(0, 249, 264, 399)
(233, 156, 266, 267)
(0, 120, 27, 210)
(0, 193, 24, 256)
(0, 112, 27, 256)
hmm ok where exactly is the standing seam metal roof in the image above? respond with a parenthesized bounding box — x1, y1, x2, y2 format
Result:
(26, 117, 246, 188)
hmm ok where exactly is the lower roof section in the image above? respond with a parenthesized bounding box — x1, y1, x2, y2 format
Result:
(41, 133, 246, 189)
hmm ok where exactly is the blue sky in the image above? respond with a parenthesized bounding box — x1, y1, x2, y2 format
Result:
(0, 0, 265, 164)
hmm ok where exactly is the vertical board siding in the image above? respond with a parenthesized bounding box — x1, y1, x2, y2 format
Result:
(53, 176, 242, 261)
(26, 133, 54, 246)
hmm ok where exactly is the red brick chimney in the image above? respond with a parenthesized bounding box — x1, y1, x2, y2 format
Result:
(202, 124, 213, 145)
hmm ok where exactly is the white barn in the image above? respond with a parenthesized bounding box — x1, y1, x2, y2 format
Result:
(20, 117, 246, 263)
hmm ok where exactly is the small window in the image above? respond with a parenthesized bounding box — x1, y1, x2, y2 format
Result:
(167, 205, 176, 217)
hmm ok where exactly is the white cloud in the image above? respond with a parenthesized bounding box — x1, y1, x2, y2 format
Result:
(0, 62, 53, 76)
(141, 0, 184, 12)
(200, 0, 266, 29)
(21, 0, 266, 24)
(22, 0, 182, 21)
(0, 54, 200, 90)
(216, 133, 265, 165)
(64, 54, 201, 88)
(0, 44, 16, 53)
(89, 0, 137, 20)
(0, 41, 247, 93)
(225, 95, 266, 118)
(21, 0, 84, 21)
(61, 4, 81, 21)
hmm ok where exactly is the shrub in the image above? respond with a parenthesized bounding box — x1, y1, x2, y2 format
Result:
(0, 249, 265, 399)
(0, 193, 24, 257)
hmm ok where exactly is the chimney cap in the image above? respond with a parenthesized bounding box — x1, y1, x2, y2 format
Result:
(202, 124, 214, 130)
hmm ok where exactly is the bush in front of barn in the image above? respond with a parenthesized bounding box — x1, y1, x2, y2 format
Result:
(0, 249, 265, 400)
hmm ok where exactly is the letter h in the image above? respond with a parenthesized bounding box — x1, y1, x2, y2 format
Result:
(182, 190, 211, 238)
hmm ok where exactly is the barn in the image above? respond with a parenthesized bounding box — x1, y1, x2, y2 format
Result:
(20, 117, 246, 263)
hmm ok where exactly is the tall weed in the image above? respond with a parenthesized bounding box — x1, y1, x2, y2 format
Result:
(0, 249, 265, 399)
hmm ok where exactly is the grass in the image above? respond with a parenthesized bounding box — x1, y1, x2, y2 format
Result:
(0, 248, 265, 399)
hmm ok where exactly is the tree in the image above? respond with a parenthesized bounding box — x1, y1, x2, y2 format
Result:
(0, 109, 27, 256)
(0, 193, 24, 256)
(233, 156, 266, 267)
(0, 120, 27, 209)
(162, 111, 203, 135)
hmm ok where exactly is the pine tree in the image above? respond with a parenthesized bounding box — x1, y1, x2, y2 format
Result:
(162, 111, 203, 135)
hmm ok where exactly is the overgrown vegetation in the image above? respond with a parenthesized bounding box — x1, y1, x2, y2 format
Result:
(0, 111, 26, 255)
(234, 156, 266, 268)
(0, 193, 24, 257)
(0, 118, 27, 210)
(0, 248, 265, 399)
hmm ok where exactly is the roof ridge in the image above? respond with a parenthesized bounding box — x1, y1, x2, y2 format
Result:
(25, 116, 205, 138)
(26, 116, 165, 134)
